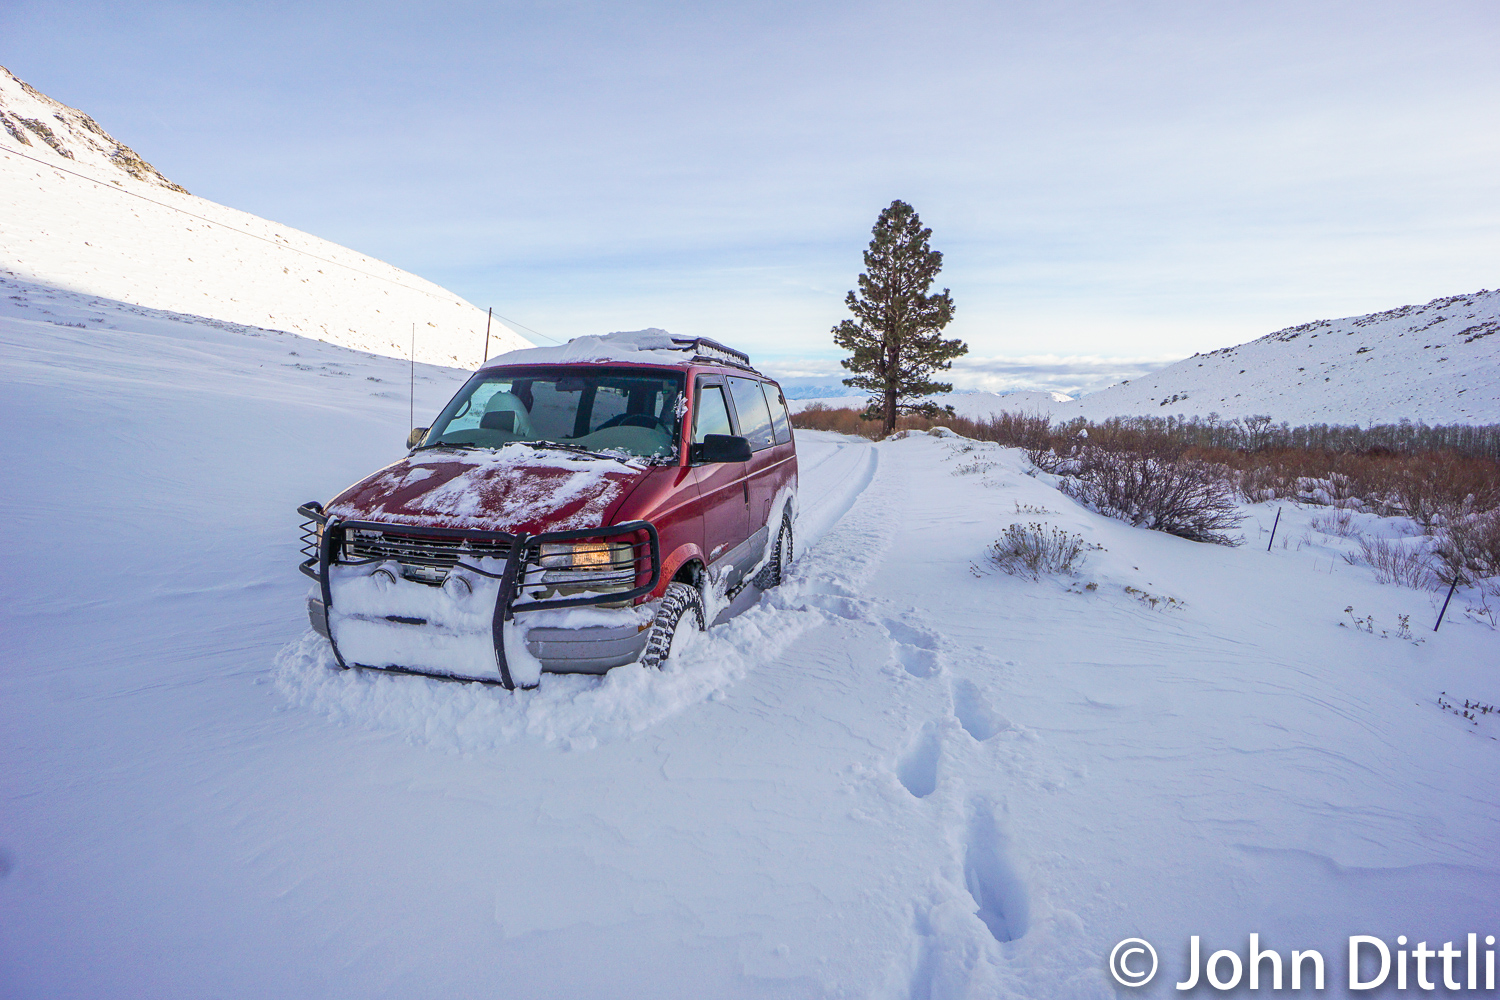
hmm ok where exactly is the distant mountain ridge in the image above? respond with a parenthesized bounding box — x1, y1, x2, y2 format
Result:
(0, 66, 528, 367)
(1059, 289, 1499, 424)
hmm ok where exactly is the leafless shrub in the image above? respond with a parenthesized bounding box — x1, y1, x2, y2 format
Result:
(791, 402, 879, 438)
(1353, 537, 1439, 590)
(1026, 445, 1065, 473)
(1310, 509, 1360, 538)
(1434, 510, 1500, 585)
(1059, 450, 1243, 544)
(989, 522, 1098, 579)
(1235, 464, 1286, 504)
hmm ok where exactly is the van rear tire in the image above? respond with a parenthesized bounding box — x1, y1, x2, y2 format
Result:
(753, 516, 793, 591)
(640, 582, 706, 669)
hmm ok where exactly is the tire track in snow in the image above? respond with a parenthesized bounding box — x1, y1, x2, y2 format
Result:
(792, 433, 879, 550)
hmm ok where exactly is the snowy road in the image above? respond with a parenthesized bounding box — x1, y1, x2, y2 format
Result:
(3, 278, 1498, 999)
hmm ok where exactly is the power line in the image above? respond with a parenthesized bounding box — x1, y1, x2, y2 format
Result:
(489, 309, 562, 345)
(0, 140, 562, 345)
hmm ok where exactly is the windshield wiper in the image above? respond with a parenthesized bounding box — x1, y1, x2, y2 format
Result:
(414, 440, 486, 453)
(520, 440, 617, 461)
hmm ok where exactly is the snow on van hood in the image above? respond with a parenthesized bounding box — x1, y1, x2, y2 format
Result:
(324, 445, 644, 535)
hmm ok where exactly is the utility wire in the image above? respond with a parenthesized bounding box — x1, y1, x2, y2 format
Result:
(489, 309, 561, 345)
(0, 140, 563, 345)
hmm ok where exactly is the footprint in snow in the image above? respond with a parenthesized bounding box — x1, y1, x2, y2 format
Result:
(963, 800, 1031, 943)
(951, 679, 1008, 741)
(796, 589, 872, 622)
(881, 618, 942, 678)
(896, 722, 941, 798)
(891, 643, 940, 678)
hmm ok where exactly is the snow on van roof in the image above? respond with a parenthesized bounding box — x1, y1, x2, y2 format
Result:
(485, 329, 753, 370)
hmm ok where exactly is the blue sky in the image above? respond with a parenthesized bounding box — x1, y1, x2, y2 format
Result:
(3, 1, 1497, 393)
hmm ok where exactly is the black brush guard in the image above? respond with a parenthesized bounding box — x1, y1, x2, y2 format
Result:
(297, 502, 660, 690)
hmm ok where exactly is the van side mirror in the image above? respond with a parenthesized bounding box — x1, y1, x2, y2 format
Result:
(407, 426, 428, 449)
(693, 434, 752, 464)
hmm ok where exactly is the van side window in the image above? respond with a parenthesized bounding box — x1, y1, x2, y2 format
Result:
(693, 384, 733, 443)
(764, 383, 792, 445)
(727, 376, 776, 451)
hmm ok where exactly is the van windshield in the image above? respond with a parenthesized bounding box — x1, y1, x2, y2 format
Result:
(422, 367, 685, 461)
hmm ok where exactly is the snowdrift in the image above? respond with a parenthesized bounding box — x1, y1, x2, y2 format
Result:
(0, 64, 528, 368)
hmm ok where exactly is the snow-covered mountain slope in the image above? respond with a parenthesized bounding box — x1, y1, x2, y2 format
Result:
(798, 293, 1500, 427)
(1059, 290, 1500, 425)
(0, 65, 528, 368)
(4, 277, 1497, 998)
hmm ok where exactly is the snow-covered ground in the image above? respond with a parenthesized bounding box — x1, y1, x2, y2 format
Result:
(0, 65, 528, 368)
(3, 276, 1497, 999)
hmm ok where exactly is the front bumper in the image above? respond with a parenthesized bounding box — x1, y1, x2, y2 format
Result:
(298, 503, 660, 689)
(307, 595, 649, 675)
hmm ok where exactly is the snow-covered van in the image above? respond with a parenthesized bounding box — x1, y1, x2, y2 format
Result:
(297, 331, 797, 689)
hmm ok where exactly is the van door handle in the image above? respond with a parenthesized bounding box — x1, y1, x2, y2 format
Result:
(743, 482, 750, 504)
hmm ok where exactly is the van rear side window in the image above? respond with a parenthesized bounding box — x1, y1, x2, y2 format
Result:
(764, 383, 791, 444)
(727, 377, 776, 451)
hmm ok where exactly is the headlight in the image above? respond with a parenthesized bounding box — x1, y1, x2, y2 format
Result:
(538, 541, 632, 570)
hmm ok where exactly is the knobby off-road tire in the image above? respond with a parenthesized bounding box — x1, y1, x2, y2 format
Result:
(640, 581, 706, 669)
(752, 515, 793, 591)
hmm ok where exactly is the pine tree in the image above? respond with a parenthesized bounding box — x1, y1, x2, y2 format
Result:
(833, 200, 967, 436)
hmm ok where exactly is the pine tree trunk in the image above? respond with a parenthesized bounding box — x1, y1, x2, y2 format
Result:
(883, 340, 898, 436)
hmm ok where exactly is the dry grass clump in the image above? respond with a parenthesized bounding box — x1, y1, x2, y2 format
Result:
(1310, 508, 1359, 537)
(989, 523, 1098, 579)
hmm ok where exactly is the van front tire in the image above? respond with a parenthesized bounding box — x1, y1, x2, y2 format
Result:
(753, 516, 793, 591)
(640, 582, 706, 669)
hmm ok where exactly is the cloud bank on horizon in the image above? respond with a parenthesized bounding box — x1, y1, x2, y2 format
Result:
(2, 0, 1496, 389)
(761, 353, 1179, 399)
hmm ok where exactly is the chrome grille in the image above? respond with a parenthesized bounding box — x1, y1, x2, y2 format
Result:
(343, 528, 512, 585)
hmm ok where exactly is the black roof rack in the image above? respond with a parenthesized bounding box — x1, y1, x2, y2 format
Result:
(669, 336, 751, 367)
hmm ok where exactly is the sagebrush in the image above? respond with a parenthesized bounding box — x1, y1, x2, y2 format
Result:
(989, 522, 1098, 579)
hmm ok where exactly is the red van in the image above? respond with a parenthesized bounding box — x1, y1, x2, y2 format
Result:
(297, 331, 797, 689)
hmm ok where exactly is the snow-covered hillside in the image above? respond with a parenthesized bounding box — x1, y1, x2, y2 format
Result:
(0, 65, 528, 368)
(798, 293, 1500, 427)
(1057, 290, 1500, 424)
(3, 276, 1497, 999)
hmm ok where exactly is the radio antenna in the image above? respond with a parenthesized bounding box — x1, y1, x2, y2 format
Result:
(483, 307, 492, 366)
(409, 322, 415, 432)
